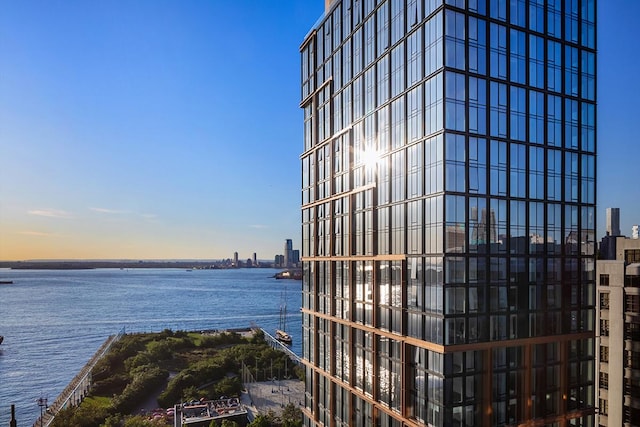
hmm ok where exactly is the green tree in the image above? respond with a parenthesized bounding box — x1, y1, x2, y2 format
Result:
(247, 415, 271, 427)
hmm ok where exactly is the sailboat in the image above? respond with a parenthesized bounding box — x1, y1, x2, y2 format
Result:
(275, 290, 292, 345)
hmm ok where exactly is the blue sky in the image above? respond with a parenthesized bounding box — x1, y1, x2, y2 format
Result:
(0, 0, 638, 260)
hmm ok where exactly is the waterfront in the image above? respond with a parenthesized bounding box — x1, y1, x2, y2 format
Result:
(0, 267, 301, 425)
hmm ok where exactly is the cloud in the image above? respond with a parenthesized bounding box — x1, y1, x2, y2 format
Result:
(140, 213, 158, 219)
(27, 209, 73, 219)
(18, 231, 55, 237)
(89, 207, 128, 214)
(249, 224, 268, 229)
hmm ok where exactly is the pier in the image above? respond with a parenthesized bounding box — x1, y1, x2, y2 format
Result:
(259, 328, 301, 366)
(33, 330, 124, 427)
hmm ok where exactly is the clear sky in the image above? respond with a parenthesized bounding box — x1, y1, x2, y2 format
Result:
(0, 1, 638, 261)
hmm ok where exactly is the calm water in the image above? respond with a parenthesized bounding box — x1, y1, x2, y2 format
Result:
(0, 267, 302, 425)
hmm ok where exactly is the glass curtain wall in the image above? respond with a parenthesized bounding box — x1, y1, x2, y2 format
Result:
(300, 0, 596, 425)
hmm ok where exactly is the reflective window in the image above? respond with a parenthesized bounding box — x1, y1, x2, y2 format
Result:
(391, 42, 405, 97)
(510, 29, 526, 84)
(565, 0, 579, 43)
(490, 198, 507, 252)
(547, 149, 562, 201)
(547, 0, 562, 38)
(445, 10, 466, 70)
(469, 137, 487, 197)
(425, 72, 444, 135)
(425, 12, 444, 75)
(391, 96, 406, 148)
(364, 67, 375, 114)
(377, 54, 390, 106)
(446, 195, 466, 253)
(364, 15, 375, 67)
(407, 0, 422, 27)
(408, 85, 424, 141)
(529, 0, 544, 33)
(548, 203, 562, 253)
(510, 143, 526, 198)
(565, 99, 578, 149)
(581, 102, 595, 152)
(390, 0, 405, 44)
(425, 134, 444, 194)
(565, 45, 579, 96)
(490, 140, 507, 196)
(547, 95, 562, 147)
(445, 71, 466, 131)
(529, 90, 544, 144)
(547, 40, 562, 93)
(469, 77, 487, 135)
(490, 23, 507, 79)
(468, 0, 486, 14)
(377, 1, 389, 54)
(469, 197, 488, 252)
(490, 82, 507, 137)
(489, 0, 506, 21)
(565, 152, 579, 202)
(581, 50, 595, 101)
(407, 27, 423, 86)
(581, 154, 595, 204)
(510, 0, 525, 27)
(510, 200, 526, 253)
(446, 133, 466, 192)
(510, 86, 526, 141)
(353, 27, 363, 76)
(408, 142, 424, 198)
(469, 17, 487, 75)
(529, 146, 544, 200)
(581, 0, 595, 48)
(529, 35, 544, 88)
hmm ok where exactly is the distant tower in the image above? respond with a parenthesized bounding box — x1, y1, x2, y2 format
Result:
(233, 252, 238, 267)
(284, 239, 293, 268)
(253, 252, 257, 266)
(606, 207, 621, 236)
(633, 225, 639, 239)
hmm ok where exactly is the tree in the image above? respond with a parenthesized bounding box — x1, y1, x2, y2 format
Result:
(281, 403, 302, 427)
(247, 415, 271, 427)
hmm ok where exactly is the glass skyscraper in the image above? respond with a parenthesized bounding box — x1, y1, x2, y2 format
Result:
(300, 1, 596, 425)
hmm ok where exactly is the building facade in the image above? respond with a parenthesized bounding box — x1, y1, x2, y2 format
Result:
(596, 237, 640, 426)
(300, 1, 596, 425)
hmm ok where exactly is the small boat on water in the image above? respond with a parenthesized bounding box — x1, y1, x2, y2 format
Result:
(0, 280, 13, 284)
(0, 336, 4, 345)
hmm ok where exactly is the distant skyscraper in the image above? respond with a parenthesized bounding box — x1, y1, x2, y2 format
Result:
(284, 239, 293, 268)
(632, 225, 639, 239)
(606, 207, 621, 236)
(300, 1, 596, 425)
(253, 252, 258, 266)
(233, 251, 238, 267)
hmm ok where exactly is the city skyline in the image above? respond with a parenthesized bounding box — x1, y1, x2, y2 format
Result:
(1, 0, 639, 261)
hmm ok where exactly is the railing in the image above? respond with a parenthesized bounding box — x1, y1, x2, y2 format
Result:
(259, 328, 301, 366)
(33, 328, 125, 427)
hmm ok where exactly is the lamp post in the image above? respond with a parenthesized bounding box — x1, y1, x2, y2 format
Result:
(37, 396, 48, 427)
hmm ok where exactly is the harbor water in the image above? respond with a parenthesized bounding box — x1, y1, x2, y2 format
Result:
(0, 267, 302, 425)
